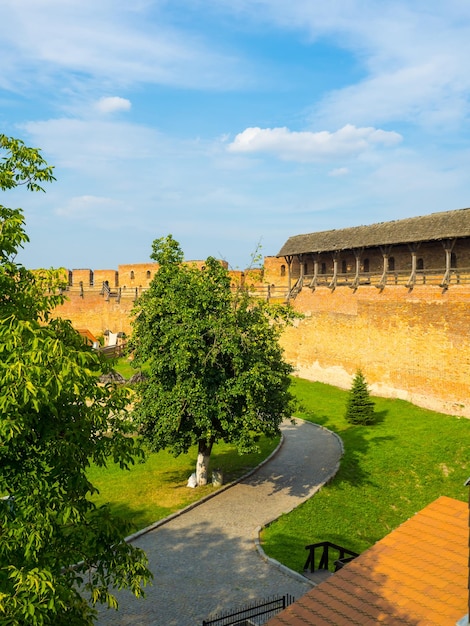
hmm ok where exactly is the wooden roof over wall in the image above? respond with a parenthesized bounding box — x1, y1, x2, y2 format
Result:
(277, 208, 470, 257)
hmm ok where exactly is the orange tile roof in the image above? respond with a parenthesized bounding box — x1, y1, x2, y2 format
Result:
(76, 328, 98, 344)
(268, 496, 468, 626)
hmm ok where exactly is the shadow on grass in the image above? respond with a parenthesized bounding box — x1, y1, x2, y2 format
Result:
(371, 409, 388, 425)
(160, 467, 197, 486)
(299, 408, 394, 489)
(98, 500, 172, 534)
(208, 447, 278, 482)
(159, 443, 280, 486)
(340, 431, 395, 486)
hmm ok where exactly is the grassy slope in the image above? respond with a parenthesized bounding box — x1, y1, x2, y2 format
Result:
(88, 435, 280, 533)
(261, 377, 469, 572)
(110, 355, 140, 379)
(92, 356, 280, 532)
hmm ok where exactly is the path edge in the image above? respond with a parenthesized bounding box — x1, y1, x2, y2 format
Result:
(253, 422, 344, 586)
(125, 427, 287, 543)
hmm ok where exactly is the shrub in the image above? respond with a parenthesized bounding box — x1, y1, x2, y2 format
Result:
(345, 369, 375, 424)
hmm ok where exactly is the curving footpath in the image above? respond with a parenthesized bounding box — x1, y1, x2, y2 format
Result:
(97, 420, 343, 625)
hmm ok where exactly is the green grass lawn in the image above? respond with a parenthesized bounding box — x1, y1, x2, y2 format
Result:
(88, 435, 280, 533)
(92, 357, 280, 532)
(261, 377, 470, 573)
(109, 355, 141, 379)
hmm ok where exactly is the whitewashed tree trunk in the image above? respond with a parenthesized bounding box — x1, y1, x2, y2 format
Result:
(196, 441, 213, 486)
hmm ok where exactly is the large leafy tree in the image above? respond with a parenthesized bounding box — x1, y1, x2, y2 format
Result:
(132, 235, 296, 486)
(0, 135, 151, 625)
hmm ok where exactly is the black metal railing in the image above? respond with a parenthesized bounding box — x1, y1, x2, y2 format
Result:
(202, 594, 295, 626)
(303, 541, 359, 574)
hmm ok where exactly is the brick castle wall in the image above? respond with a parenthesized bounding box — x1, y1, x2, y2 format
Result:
(53, 258, 254, 338)
(55, 289, 136, 338)
(51, 257, 470, 418)
(281, 285, 470, 417)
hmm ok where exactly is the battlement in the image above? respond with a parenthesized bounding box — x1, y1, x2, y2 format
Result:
(62, 259, 268, 290)
(46, 209, 470, 418)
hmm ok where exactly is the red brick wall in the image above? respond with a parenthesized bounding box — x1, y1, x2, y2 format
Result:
(94, 269, 119, 287)
(118, 263, 157, 288)
(264, 256, 289, 286)
(71, 268, 93, 286)
(51, 260, 470, 418)
(55, 291, 135, 338)
(281, 284, 470, 417)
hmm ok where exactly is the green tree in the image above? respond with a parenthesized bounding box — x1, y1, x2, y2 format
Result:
(345, 369, 375, 425)
(0, 135, 151, 625)
(131, 235, 296, 485)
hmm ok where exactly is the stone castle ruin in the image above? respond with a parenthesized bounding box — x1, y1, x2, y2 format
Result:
(52, 208, 470, 418)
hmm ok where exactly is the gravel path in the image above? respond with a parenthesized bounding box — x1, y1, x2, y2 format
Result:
(97, 420, 343, 625)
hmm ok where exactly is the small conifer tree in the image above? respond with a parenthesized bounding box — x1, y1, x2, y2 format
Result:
(345, 369, 375, 425)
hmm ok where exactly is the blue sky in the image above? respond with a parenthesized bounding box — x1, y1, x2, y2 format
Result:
(2, 1, 470, 270)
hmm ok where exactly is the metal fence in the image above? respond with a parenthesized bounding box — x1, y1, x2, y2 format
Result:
(202, 594, 294, 626)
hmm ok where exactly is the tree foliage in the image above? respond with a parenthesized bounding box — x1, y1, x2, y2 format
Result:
(0, 135, 151, 625)
(345, 369, 375, 425)
(131, 235, 297, 485)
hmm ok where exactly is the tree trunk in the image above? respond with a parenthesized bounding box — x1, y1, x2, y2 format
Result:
(196, 440, 213, 486)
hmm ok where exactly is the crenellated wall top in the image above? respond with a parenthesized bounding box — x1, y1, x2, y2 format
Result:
(59, 257, 276, 289)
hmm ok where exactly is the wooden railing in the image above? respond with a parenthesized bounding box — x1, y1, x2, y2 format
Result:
(65, 268, 470, 306)
(298, 267, 470, 292)
(303, 541, 359, 574)
(98, 343, 127, 358)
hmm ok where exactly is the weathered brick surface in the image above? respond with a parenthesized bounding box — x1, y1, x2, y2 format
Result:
(94, 269, 119, 287)
(118, 263, 157, 288)
(264, 256, 290, 286)
(70, 268, 93, 286)
(280, 285, 470, 417)
(55, 290, 136, 338)
(52, 261, 470, 418)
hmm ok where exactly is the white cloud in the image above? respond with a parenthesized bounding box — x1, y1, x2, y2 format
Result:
(204, 1, 470, 129)
(0, 0, 249, 92)
(227, 125, 402, 161)
(6, 0, 470, 272)
(95, 96, 131, 114)
(329, 167, 349, 177)
(22, 117, 160, 172)
(312, 56, 469, 129)
(56, 195, 121, 219)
